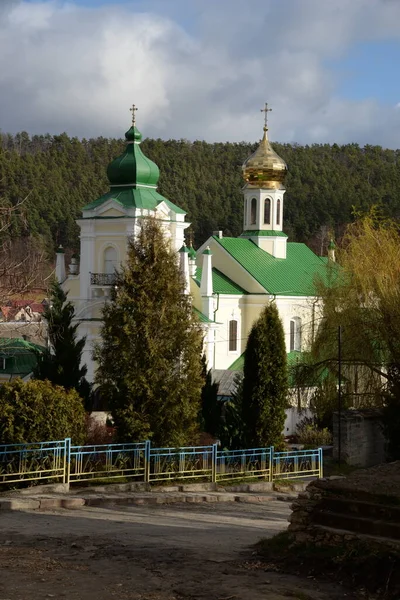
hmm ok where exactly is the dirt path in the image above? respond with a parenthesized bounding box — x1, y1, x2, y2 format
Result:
(0, 501, 365, 600)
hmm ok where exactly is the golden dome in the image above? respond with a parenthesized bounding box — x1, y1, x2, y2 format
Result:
(242, 127, 287, 189)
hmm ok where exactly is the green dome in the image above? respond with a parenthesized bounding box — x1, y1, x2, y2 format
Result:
(107, 125, 160, 188)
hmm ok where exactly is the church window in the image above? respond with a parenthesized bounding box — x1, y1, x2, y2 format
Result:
(264, 198, 271, 225)
(250, 198, 257, 225)
(104, 246, 118, 274)
(229, 320, 238, 352)
(276, 199, 281, 225)
(290, 318, 301, 352)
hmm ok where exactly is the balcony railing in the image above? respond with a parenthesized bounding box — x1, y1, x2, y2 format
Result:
(90, 272, 116, 286)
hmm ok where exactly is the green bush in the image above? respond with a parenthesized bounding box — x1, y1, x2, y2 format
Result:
(297, 420, 332, 447)
(0, 379, 86, 445)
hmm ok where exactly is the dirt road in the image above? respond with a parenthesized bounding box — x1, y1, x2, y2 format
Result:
(0, 501, 362, 600)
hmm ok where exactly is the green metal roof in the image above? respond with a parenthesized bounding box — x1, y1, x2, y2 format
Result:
(0, 338, 45, 376)
(214, 236, 329, 296)
(228, 350, 304, 372)
(227, 353, 245, 371)
(107, 125, 160, 188)
(240, 230, 288, 237)
(194, 267, 248, 295)
(82, 187, 186, 214)
(227, 349, 306, 387)
(82, 121, 186, 215)
(193, 307, 214, 323)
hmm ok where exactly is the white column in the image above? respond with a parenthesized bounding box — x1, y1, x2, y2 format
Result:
(55, 246, 66, 282)
(200, 247, 214, 319)
(179, 245, 190, 294)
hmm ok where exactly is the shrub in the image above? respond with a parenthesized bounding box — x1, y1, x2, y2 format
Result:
(296, 418, 332, 447)
(0, 379, 86, 445)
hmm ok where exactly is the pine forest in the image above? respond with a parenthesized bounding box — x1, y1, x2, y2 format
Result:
(2, 131, 400, 256)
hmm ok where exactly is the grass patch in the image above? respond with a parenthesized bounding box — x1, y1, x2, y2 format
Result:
(254, 531, 400, 599)
(217, 476, 269, 487)
(323, 460, 359, 477)
(272, 478, 305, 489)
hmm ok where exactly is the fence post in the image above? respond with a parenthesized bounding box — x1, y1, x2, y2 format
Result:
(144, 440, 151, 483)
(269, 446, 274, 482)
(318, 447, 323, 479)
(211, 443, 217, 483)
(64, 438, 71, 486)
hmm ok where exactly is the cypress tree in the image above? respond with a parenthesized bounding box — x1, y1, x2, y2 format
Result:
(241, 302, 288, 447)
(200, 355, 220, 437)
(33, 280, 90, 403)
(94, 217, 204, 446)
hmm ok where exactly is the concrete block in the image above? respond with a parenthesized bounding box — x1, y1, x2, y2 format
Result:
(18, 483, 70, 495)
(38, 498, 63, 509)
(215, 494, 235, 502)
(184, 495, 203, 503)
(0, 499, 41, 511)
(151, 486, 181, 493)
(201, 494, 219, 503)
(180, 483, 217, 492)
(234, 494, 274, 504)
(248, 482, 273, 492)
(61, 498, 86, 509)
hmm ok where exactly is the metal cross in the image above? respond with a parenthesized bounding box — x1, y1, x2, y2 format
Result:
(260, 102, 272, 129)
(130, 104, 138, 126)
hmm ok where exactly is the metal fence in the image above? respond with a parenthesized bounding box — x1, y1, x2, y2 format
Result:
(272, 447, 323, 480)
(0, 439, 68, 485)
(215, 447, 272, 482)
(0, 439, 323, 486)
(69, 441, 148, 483)
(148, 445, 214, 482)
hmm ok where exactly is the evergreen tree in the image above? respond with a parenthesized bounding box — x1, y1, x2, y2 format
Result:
(241, 303, 288, 447)
(94, 217, 204, 446)
(200, 355, 220, 437)
(218, 374, 245, 449)
(33, 280, 90, 403)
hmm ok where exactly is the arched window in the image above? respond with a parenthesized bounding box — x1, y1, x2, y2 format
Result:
(290, 317, 302, 352)
(104, 246, 118, 274)
(276, 199, 281, 226)
(264, 198, 271, 225)
(250, 198, 257, 225)
(229, 320, 238, 352)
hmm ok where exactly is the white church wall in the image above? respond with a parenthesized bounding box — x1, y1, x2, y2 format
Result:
(274, 296, 317, 353)
(283, 407, 314, 437)
(213, 295, 243, 370)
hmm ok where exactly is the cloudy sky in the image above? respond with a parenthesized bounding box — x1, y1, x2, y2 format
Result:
(2, 0, 400, 146)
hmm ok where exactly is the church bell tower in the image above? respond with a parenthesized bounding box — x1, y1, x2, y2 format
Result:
(241, 103, 288, 258)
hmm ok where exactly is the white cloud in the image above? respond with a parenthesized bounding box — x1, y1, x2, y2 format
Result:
(1, 0, 400, 146)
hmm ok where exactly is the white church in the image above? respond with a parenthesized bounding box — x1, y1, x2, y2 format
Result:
(58, 105, 330, 416)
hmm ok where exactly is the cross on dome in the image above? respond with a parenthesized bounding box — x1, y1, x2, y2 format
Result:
(260, 102, 272, 131)
(129, 104, 138, 126)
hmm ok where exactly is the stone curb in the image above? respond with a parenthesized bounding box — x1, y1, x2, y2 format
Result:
(0, 491, 296, 511)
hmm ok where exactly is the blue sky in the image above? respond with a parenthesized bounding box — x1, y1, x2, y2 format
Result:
(3, 0, 400, 146)
(329, 40, 400, 104)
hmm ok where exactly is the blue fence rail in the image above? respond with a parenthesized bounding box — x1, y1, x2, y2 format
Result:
(215, 447, 272, 482)
(69, 441, 148, 483)
(0, 439, 68, 485)
(272, 447, 323, 480)
(148, 445, 214, 482)
(0, 440, 323, 486)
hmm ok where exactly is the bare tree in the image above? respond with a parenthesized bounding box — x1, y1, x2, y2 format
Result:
(0, 195, 51, 305)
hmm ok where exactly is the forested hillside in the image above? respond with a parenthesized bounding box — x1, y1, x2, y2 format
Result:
(1, 132, 400, 255)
